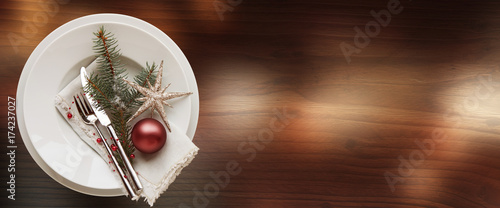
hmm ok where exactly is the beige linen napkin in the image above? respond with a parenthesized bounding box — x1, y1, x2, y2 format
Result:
(54, 60, 199, 206)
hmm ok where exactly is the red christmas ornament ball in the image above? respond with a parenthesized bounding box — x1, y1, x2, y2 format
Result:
(131, 118, 167, 154)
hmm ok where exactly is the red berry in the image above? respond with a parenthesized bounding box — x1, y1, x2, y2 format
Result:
(96, 138, 102, 144)
(67, 113, 73, 119)
(111, 144, 118, 151)
(130, 154, 135, 159)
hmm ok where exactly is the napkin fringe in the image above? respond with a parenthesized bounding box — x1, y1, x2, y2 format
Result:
(142, 146, 199, 206)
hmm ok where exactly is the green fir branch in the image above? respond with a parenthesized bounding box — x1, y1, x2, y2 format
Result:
(127, 62, 158, 108)
(84, 26, 159, 164)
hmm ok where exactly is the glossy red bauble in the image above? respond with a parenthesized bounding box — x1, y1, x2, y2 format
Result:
(131, 118, 167, 154)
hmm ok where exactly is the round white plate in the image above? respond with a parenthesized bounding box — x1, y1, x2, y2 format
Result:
(16, 14, 199, 196)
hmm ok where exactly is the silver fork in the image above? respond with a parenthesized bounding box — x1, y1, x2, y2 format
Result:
(74, 93, 138, 199)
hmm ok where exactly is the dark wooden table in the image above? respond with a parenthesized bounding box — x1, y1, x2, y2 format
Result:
(3, 0, 500, 207)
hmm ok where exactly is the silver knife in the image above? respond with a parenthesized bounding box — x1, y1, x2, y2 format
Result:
(81, 67, 144, 193)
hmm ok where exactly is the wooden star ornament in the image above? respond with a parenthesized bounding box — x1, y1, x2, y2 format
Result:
(123, 61, 192, 132)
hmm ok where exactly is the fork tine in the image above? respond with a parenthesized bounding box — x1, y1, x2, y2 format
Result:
(80, 94, 92, 114)
(74, 95, 87, 117)
(80, 93, 94, 114)
(76, 95, 88, 115)
(74, 96, 83, 115)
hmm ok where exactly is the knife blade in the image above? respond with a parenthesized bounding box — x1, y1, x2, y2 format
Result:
(81, 67, 144, 193)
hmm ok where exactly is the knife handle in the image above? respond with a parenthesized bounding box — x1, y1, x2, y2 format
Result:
(92, 124, 137, 199)
(107, 125, 144, 192)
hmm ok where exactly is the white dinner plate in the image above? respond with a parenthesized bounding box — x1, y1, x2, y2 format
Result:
(16, 14, 199, 196)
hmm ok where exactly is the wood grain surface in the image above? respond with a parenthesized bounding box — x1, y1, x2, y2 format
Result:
(3, 0, 500, 207)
